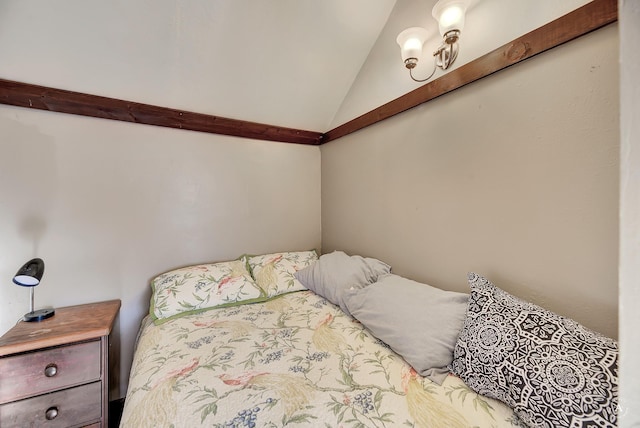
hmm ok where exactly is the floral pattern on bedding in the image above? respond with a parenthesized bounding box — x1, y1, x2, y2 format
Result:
(150, 260, 265, 323)
(121, 290, 522, 428)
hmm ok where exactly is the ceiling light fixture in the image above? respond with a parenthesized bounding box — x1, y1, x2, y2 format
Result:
(397, 0, 468, 83)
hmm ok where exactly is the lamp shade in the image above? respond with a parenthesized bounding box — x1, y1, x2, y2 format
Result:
(396, 27, 430, 63)
(13, 258, 45, 287)
(432, 0, 468, 36)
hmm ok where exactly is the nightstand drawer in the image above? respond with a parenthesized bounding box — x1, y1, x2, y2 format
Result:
(0, 380, 102, 428)
(0, 340, 101, 404)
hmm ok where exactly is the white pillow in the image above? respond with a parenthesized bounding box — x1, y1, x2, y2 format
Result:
(245, 250, 318, 298)
(150, 260, 264, 324)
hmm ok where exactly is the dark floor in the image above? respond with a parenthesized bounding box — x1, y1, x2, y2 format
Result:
(109, 398, 125, 428)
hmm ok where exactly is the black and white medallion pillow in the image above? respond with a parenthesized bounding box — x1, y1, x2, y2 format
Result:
(449, 273, 618, 428)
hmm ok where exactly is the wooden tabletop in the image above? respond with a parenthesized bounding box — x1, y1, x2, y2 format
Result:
(0, 299, 121, 356)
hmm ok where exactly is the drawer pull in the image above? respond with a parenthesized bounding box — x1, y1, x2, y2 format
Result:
(45, 406, 59, 420)
(44, 363, 58, 377)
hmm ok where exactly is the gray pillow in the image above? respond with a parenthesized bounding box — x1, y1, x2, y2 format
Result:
(344, 274, 468, 384)
(293, 250, 391, 315)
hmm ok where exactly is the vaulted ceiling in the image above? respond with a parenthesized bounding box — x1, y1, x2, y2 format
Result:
(0, 0, 598, 135)
(0, 0, 396, 131)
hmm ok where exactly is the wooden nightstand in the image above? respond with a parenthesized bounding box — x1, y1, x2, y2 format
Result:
(0, 299, 120, 428)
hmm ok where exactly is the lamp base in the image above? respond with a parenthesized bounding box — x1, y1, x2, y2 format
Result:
(23, 308, 55, 322)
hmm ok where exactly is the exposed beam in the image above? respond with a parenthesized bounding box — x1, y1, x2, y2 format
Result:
(0, 0, 616, 146)
(322, 0, 617, 144)
(0, 79, 323, 145)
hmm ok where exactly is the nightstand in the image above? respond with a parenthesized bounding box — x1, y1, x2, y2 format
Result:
(0, 299, 120, 428)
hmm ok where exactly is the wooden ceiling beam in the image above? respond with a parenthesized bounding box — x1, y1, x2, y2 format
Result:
(0, 79, 323, 145)
(0, 0, 616, 146)
(322, 0, 617, 144)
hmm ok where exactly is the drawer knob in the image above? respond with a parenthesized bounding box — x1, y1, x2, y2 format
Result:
(45, 406, 59, 420)
(44, 363, 58, 377)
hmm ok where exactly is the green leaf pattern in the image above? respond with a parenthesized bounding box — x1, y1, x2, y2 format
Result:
(150, 260, 264, 323)
(247, 251, 318, 298)
(122, 290, 521, 427)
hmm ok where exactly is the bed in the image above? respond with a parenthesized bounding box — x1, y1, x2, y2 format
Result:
(120, 250, 618, 427)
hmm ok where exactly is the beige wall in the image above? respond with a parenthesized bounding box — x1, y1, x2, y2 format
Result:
(322, 24, 619, 339)
(0, 107, 321, 398)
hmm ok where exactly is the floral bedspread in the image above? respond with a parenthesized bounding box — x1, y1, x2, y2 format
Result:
(120, 290, 522, 427)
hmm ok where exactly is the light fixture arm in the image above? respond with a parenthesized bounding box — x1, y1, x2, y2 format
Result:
(434, 30, 460, 70)
(405, 58, 437, 83)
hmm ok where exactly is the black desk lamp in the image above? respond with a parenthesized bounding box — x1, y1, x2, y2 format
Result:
(13, 258, 55, 322)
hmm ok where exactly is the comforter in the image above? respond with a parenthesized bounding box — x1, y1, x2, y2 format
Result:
(120, 290, 521, 427)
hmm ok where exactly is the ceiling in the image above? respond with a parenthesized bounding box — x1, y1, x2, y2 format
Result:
(0, 0, 397, 131)
(0, 0, 592, 133)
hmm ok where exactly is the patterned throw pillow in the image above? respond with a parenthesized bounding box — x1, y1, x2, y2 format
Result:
(449, 273, 618, 428)
(150, 260, 265, 324)
(246, 250, 318, 298)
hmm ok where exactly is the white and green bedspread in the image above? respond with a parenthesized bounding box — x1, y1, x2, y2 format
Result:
(120, 290, 521, 427)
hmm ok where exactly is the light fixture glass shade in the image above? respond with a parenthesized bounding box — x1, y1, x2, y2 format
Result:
(432, 0, 467, 36)
(396, 27, 430, 63)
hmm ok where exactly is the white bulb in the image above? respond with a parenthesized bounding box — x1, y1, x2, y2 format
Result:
(403, 37, 423, 54)
(439, 6, 463, 29)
